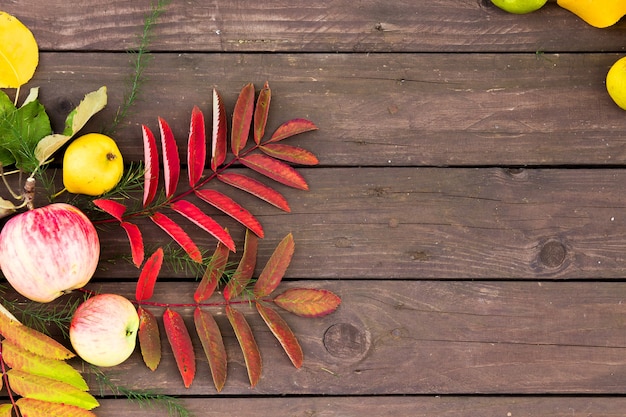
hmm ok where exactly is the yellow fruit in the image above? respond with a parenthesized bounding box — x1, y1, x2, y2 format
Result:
(63, 133, 124, 196)
(557, 0, 626, 28)
(491, 0, 547, 14)
(606, 56, 626, 111)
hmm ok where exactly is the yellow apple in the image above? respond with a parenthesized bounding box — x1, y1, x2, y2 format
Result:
(63, 133, 124, 196)
(607, 56, 626, 111)
(491, 0, 547, 14)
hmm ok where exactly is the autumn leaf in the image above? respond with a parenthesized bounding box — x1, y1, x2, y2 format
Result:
(138, 307, 161, 371)
(92, 198, 127, 221)
(256, 302, 303, 368)
(159, 117, 180, 198)
(121, 221, 145, 267)
(194, 240, 230, 303)
(267, 118, 318, 143)
(170, 199, 235, 251)
(211, 88, 227, 171)
(163, 309, 196, 388)
(254, 81, 271, 144)
(188, 105, 206, 187)
(226, 306, 262, 387)
(231, 83, 255, 156)
(16, 398, 97, 417)
(135, 247, 164, 301)
(150, 212, 202, 263)
(194, 308, 227, 392)
(240, 153, 309, 190)
(253, 233, 295, 298)
(0, 11, 38, 89)
(195, 188, 264, 238)
(260, 143, 319, 165)
(223, 229, 258, 301)
(142, 124, 159, 207)
(273, 288, 341, 318)
(218, 172, 290, 212)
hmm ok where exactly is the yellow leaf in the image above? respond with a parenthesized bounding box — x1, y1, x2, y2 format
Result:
(0, 404, 12, 417)
(17, 398, 97, 417)
(0, 11, 38, 88)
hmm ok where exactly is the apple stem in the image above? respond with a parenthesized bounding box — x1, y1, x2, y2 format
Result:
(22, 177, 36, 210)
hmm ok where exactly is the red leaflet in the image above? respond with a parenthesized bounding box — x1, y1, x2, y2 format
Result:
(141, 124, 159, 207)
(267, 118, 318, 143)
(211, 89, 227, 171)
(223, 229, 257, 301)
(188, 106, 206, 187)
(135, 247, 164, 302)
(92, 199, 126, 221)
(218, 172, 290, 212)
(256, 302, 303, 368)
(254, 81, 271, 144)
(194, 240, 230, 303)
(138, 307, 161, 371)
(170, 200, 235, 252)
(231, 83, 255, 156)
(158, 117, 180, 198)
(194, 308, 227, 392)
(274, 288, 341, 318)
(260, 143, 319, 166)
(120, 222, 144, 267)
(254, 233, 294, 298)
(240, 154, 309, 191)
(194, 189, 264, 238)
(150, 212, 203, 263)
(226, 306, 261, 387)
(163, 309, 196, 388)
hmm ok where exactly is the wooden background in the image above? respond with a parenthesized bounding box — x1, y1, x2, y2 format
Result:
(3, 0, 626, 415)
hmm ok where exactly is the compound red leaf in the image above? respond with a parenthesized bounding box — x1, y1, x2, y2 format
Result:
(223, 229, 257, 301)
(218, 172, 290, 212)
(188, 106, 206, 187)
(253, 81, 271, 144)
(226, 306, 261, 387)
(256, 302, 303, 368)
(137, 307, 161, 371)
(231, 83, 255, 156)
(159, 117, 180, 198)
(170, 200, 235, 252)
(267, 118, 318, 143)
(92, 199, 126, 221)
(120, 221, 144, 267)
(254, 233, 294, 298)
(274, 288, 341, 318)
(142, 124, 159, 207)
(211, 88, 227, 171)
(194, 308, 227, 392)
(195, 189, 264, 238)
(135, 247, 163, 301)
(260, 143, 319, 166)
(194, 240, 230, 303)
(163, 309, 196, 388)
(150, 212, 203, 263)
(240, 153, 308, 191)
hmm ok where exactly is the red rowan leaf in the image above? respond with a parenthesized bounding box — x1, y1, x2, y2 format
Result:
(223, 229, 257, 301)
(170, 200, 235, 251)
(163, 309, 196, 388)
(121, 221, 144, 267)
(150, 212, 202, 263)
(260, 143, 319, 166)
(254, 233, 294, 298)
(188, 105, 206, 187)
(267, 118, 318, 143)
(218, 172, 290, 212)
(226, 306, 261, 387)
(195, 189, 264, 238)
(159, 117, 180, 198)
(194, 308, 227, 392)
(231, 83, 255, 156)
(142, 124, 159, 207)
(256, 302, 303, 368)
(211, 88, 227, 171)
(16, 398, 97, 417)
(135, 247, 163, 301)
(240, 153, 309, 190)
(274, 288, 341, 318)
(92, 199, 126, 221)
(194, 240, 230, 303)
(254, 81, 271, 144)
(137, 307, 161, 371)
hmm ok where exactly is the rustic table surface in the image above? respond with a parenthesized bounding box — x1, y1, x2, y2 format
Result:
(3, 1, 626, 416)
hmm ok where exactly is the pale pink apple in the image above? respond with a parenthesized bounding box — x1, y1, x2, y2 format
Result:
(70, 294, 139, 367)
(0, 203, 100, 303)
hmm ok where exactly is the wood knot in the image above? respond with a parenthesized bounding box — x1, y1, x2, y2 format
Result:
(323, 323, 370, 360)
(539, 240, 566, 268)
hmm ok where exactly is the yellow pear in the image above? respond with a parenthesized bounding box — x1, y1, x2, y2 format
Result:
(607, 56, 626, 110)
(557, 0, 626, 28)
(491, 0, 547, 14)
(63, 133, 124, 196)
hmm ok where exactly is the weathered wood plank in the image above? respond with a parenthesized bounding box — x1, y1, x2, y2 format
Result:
(28, 52, 626, 167)
(3, 1, 625, 53)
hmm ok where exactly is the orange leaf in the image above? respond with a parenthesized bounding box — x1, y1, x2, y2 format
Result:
(159, 117, 180, 198)
(188, 105, 206, 187)
(194, 308, 227, 392)
(223, 229, 257, 301)
(150, 212, 203, 263)
(16, 398, 97, 417)
(253, 233, 294, 298)
(218, 172, 290, 212)
(121, 221, 144, 267)
(138, 307, 161, 371)
(254, 81, 271, 144)
(226, 306, 261, 387)
(240, 153, 309, 190)
(211, 88, 227, 171)
(170, 199, 235, 251)
(267, 118, 318, 143)
(163, 309, 196, 388)
(135, 248, 163, 301)
(195, 189, 264, 238)
(231, 83, 255, 156)
(256, 302, 303, 368)
(260, 143, 319, 166)
(194, 240, 230, 303)
(92, 198, 126, 221)
(273, 288, 341, 318)
(141, 124, 159, 207)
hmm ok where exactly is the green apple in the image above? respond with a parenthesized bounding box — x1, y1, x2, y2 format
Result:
(491, 0, 548, 14)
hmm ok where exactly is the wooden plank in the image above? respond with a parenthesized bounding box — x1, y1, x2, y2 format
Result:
(26, 280, 626, 395)
(28, 52, 626, 167)
(3, 1, 625, 53)
(88, 167, 626, 279)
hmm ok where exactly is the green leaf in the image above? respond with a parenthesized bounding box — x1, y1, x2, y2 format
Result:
(17, 398, 98, 417)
